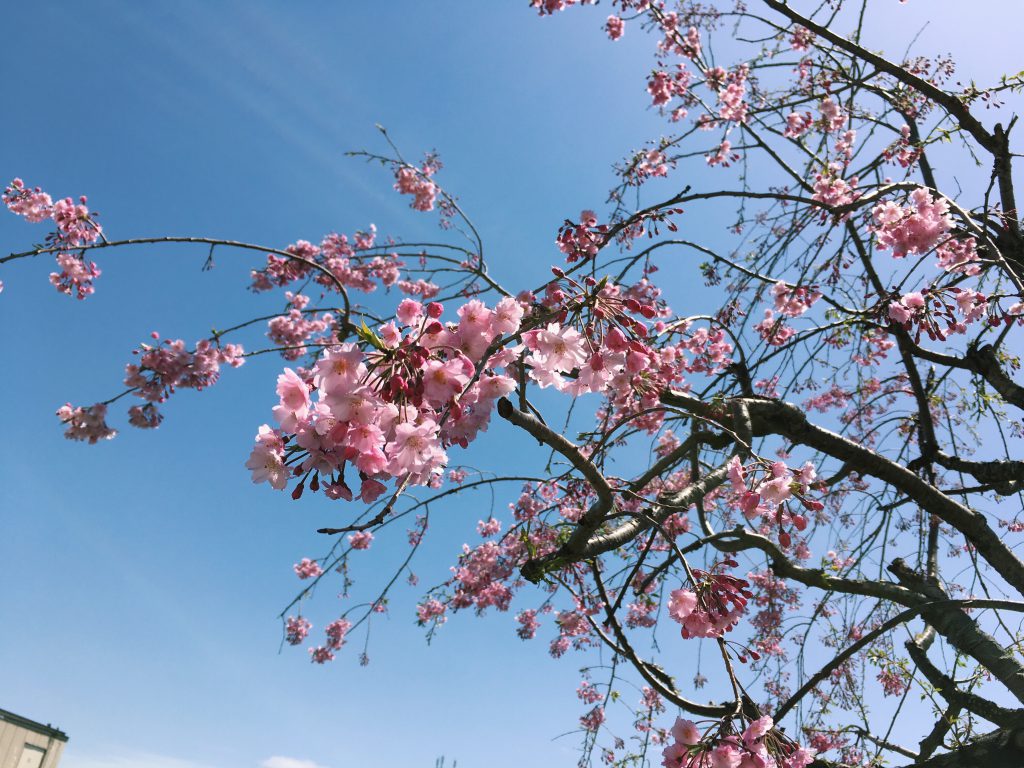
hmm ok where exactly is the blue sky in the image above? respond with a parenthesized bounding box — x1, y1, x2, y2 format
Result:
(2, 3, 1022, 768)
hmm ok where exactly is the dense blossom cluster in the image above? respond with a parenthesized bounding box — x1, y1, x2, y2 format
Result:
(125, 336, 245, 404)
(5, 178, 104, 298)
(248, 227, 442, 304)
(872, 187, 953, 258)
(394, 161, 439, 212)
(662, 716, 815, 768)
(668, 562, 752, 639)
(294, 558, 323, 580)
(246, 295, 524, 500)
(55, 402, 117, 444)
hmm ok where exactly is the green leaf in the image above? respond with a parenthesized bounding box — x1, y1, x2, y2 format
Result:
(355, 319, 386, 351)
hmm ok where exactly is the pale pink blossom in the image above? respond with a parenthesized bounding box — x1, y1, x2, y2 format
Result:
(606, 15, 624, 40)
(348, 530, 374, 550)
(56, 402, 117, 443)
(294, 558, 323, 579)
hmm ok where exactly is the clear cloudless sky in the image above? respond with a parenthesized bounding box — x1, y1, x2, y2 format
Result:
(1, 3, 1021, 768)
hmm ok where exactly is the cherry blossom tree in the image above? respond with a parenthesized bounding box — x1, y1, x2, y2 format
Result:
(6, 1, 1024, 766)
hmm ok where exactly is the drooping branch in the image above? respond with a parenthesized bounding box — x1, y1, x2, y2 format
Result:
(587, 563, 733, 718)
(3, 236, 355, 322)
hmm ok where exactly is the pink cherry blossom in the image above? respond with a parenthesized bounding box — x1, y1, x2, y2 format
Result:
(294, 558, 323, 579)
(285, 616, 311, 645)
(56, 402, 117, 443)
(3, 178, 53, 222)
(606, 15, 624, 40)
(872, 187, 953, 258)
(348, 530, 374, 550)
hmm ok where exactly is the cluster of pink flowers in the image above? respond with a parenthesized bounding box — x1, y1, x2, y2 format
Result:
(52, 196, 104, 246)
(636, 149, 670, 178)
(307, 617, 353, 664)
(50, 252, 102, 299)
(416, 598, 447, 626)
(514, 271, 693, 405)
(5, 179, 103, 247)
(811, 164, 860, 210)
(662, 716, 816, 768)
(557, 210, 607, 261)
(716, 67, 750, 124)
(267, 293, 334, 360)
(396, 277, 441, 299)
(394, 164, 438, 212)
(872, 187, 953, 257)
(246, 425, 290, 490)
(677, 324, 734, 376)
(804, 384, 852, 414)
(449, 540, 518, 614)
(782, 111, 812, 139)
(771, 282, 821, 318)
(551, 604, 598, 657)
(668, 25, 702, 60)
(348, 530, 374, 550)
(477, 518, 501, 537)
(580, 705, 606, 733)
(706, 140, 737, 168)
(668, 563, 752, 639)
(934, 235, 981, 276)
(5, 179, 106, 298)
(55, 402, 117, 444)
(884, 124, 923, 169)
(606, 15, 624, 40)
(3, 178, 53, 222)
(577, 680, 604, 704)
(876, 664, 908, 697)
(727, 456, 822, 549)
(325, 617, 352, 649)
(516, 608, 541, 640)
(293, 558, 323, 579)
(818, 98, 847, 133)
(127, 403, 163, 429)
(751, 283, 820, 347)
(806, 731, 849, 760)
(246, 295, 525, 501)
(888, 287, 992, 339)
(125, 335, 245, 406)
(754, 310, 796, 347)
(648, 66, 693, 109)
(789, 25, 814, 52)
(285, 616, 311, 645)
(250, 229, 426, 302)
(834, 129, 857, 163)
(887, 291, 926, 326)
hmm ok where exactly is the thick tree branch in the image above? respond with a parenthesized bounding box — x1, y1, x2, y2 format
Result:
(661, 390, 1024, 594)
(966, 344, 1024, 411)
(897, 728, 1024, 768)
(888, 558, 1024, 705)
(905, 636, 1024, 728)
(934, 450, 1024, 496)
